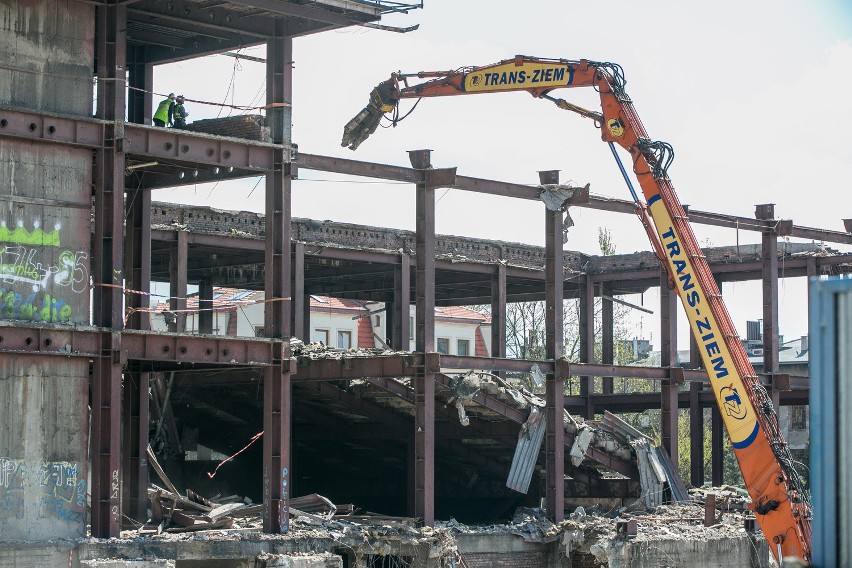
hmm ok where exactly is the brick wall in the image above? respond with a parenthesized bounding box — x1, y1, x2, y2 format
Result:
(461, 552, 548, 568)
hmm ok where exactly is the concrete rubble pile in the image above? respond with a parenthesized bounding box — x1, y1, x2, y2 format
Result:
(126, 490, 768, 567)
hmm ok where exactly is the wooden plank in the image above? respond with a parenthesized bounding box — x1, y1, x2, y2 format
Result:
(146, 445, 179, 495)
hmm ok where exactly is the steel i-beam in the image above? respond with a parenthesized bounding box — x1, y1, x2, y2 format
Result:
(542, 170, 565, 523)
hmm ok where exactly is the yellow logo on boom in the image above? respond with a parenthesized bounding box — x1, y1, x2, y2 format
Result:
(464, 62, 574, 93)
(606, 118, 624, 137)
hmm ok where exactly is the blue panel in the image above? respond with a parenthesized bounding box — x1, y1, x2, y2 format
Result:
(810, 276, 852, 567)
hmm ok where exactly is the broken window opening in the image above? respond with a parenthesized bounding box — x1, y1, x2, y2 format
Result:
(457, 339, 470, 356)
(337, 330, 352, 349)
(332, 548, 356, 568)
(313, 329, 329, 345)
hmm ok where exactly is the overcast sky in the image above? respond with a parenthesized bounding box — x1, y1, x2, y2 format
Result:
(152, 0, 851, 347)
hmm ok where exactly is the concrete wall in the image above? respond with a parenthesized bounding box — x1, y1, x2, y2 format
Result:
(0, 0, 94, 116)
(456, 533, 563, 568)
(0, 142, 92, 325)
(0, 0, 94, 544)
(0, 358, 89, 539)
(592, 533, 773, 568)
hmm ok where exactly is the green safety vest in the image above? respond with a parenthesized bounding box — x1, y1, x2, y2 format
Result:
(154, 98, 172, 123)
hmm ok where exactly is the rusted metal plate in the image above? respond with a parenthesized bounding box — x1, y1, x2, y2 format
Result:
(0, 325, 99, 356)
(121, 331, 277, 365)
(122, 125, 285, 171)
(0, 107, 104, 147)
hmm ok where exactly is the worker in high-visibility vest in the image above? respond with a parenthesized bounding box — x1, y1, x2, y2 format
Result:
(172, 95, 189, 129)
(153, 93, 175, 127)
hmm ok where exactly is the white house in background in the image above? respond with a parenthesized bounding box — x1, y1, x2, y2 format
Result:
(151, 289, 491, 356)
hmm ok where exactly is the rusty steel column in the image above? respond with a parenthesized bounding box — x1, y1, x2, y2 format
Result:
(756, 204, 781, 410)
(262, 23, 293, 534)
(660, 271, 679, 463)
(392, 253, 411, 350)
(541, 169, 565, 523)
(406, 441, 415, 516)
(169, 231, 188, 332)
(123, 163, 151, 527)
(711, 277, 724, 486)
(91, 1, 127, 538)
(123, 169, 150, 525)
(303, 291, 311, 342)
(711, 405, 724, 486)
(127, 46, 152, 125)
(122, 366, 149, 524)
(198, 278, 214, 334)
(601, 282, 614, 394)
(412, 149, 436, 526)
(689, 381, 705, 487)
(578, 275, 595, 419)
(689, 328, 700, 370)
(292, 242, 305, 340)
(125, 189, 151, 331)
(491, 263, 507, 359)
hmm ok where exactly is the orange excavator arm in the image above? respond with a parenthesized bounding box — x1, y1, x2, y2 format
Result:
(342, 55, 812, 564)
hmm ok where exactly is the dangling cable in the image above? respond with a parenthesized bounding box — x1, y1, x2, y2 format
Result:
(637, 139, 675, 179)
(589, 60, 630, 101)
(379, 98, 423, 129)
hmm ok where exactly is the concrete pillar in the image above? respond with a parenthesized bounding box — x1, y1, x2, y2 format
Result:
(0, 0, 94, 541)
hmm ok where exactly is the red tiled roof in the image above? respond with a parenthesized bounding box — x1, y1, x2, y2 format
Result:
(475, 326, 489, 357)
(434, 305, 490, 324)
(154, 287, 263, 312)
(357, 316, 375, 349)
(225, 309, 238, 336)
(310, 295, 369, 314)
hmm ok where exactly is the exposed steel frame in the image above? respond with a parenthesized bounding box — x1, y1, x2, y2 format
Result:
(91, 1, 127, 538)
(2, 3, 846, 538)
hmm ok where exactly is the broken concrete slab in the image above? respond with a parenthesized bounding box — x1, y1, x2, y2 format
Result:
(255, 552, 341, 568)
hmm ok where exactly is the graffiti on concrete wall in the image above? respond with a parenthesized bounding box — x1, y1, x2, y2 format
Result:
(0, 457, 86, 533)
(0, 219, 89, 323)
